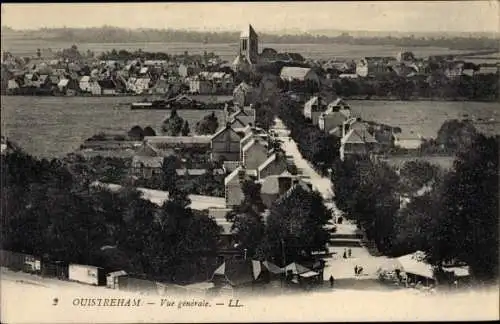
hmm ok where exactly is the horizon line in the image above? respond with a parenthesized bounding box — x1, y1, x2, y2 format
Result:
(2, 25, 498, 36)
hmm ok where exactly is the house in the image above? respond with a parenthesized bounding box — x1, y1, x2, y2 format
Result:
(279, 67, 320, 88)
(79, 75, 92, 92)
(393, 129, 423, 150)
(211, 123, 243, 162)
(340, 118, 378, 161)
(189, 77, 213, 94)
(356, 57, 395, 78)
(134, 78, 151, 94)
(89, 80, 102, 95)
(318, 98, 352, 133)
(242, 138, 269, 172)
(260, 171, 301, 208)
(257, 152, 288, 180)
(135, 141, 176, 157)
(303, 96, 326, 125)
(97, 79, 118, 95)
(131, 156, 163, 178)
(232, 54, 252, 73)
(224, 166, 251, 208)
(152, 79, 170, 95)
(233, 81, 258, 107)
(178, 63, 198, 78)
(228, 105, 256, 127)
(6, 79, 19, 94)
(229, 117, 247, 130)
(57, 78, 78, 94)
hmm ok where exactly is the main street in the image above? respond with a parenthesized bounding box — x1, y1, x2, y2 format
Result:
(272, 118, 389, 282)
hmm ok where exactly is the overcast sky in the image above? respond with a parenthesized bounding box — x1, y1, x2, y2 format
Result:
(1, 2, 499, 33)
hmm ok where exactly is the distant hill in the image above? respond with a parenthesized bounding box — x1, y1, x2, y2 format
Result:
(1, 26, 498, 51)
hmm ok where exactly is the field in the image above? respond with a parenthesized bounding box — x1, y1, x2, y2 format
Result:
(1, 95, 226, 158)
(0, 39, 481, 62)
(2, 95, 499, 158)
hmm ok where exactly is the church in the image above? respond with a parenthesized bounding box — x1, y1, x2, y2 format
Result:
(232, 25, 306, 73)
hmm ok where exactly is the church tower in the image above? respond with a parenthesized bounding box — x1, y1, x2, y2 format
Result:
(239, 24, 259, 64)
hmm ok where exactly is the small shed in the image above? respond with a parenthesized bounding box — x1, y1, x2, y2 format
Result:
(107, 270, 127, 289)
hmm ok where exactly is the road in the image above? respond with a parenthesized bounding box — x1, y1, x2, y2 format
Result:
(272, 117, 389, 281)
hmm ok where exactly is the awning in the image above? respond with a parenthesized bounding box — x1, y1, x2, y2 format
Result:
(299, 271, 319, 278)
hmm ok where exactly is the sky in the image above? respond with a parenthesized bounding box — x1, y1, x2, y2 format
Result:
(1, 2, 499, 34)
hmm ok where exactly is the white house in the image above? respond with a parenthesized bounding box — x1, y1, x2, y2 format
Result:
(393, 130, 423, 150)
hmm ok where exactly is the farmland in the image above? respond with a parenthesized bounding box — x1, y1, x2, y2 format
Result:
(0, 38, 484, 62)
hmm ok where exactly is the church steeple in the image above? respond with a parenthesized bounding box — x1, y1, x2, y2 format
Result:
(239, 24, 259, 64)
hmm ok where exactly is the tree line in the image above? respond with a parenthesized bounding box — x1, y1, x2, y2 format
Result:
(1, 147, 224, 283)
(12, 26, 499, 50)
(332, 124, 499, 282)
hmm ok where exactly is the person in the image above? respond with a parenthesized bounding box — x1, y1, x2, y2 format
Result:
(343, 248, 347, 259)
(348, 248, 352, 258)
(354, 265, 358, 276)
(358, 266, 363, 276)
(329, 275, 335, 288)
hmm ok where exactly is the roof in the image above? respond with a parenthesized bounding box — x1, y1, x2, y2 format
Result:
(396, 251, 434, 279)
(342, 128, 378, 144)
(257, 153, 278, 173)
(107, 270, 127, 277)
(58, 79, 69, 87)
(280, 67, 313, 81)
(224, 165, 243, 186)
(80, 76, 91, 82)
(212, 259, 263, 286)
(145, 136, 211, 146)
(240, 24, 258, 39)
(284, 262, 311, 275)
(132, 156, 163, 168)
(242, 138, 267, 153)
(233, 81, 254, 94)
(260, 172, 296, 195)
(262, 261, 284, 274)
(223, 161, 241, 173)
(91, 181, 225, 210)
(211, 124, 243, 142)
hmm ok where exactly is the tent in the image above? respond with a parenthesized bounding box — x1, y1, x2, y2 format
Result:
(284, 262, 311, 275)
(211, 259, 266, 287)
(262, 261, 284, 275)
(396, 251, 435, 280)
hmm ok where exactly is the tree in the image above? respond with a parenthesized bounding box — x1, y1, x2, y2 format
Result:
(143, 126, 156, 137)
(226, 180, 267, 258)
(161, 156, 179, 193)
(195, 112, 219, 135)
(398, 160, 441, 194)
(161, 108, 184, 136)
(266, 186, 331, 265)
(427, 134, 499, 281)
(181, 120, 190, 136)
(127, 125, 144, 140)
(436, 119, 478, 152)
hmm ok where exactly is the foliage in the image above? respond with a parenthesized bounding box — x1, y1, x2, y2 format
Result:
(436, 119, 478, 152)
(127, 125, 144, 141)
(1, 148, 221, 283)
(266, 186, 332, 266)
(427, 134, 499, 281)
(161, 108, 184, 136)
(143, 126, 156, 137)
(181, 121, 190, 136)
(195, 112, 219, 135)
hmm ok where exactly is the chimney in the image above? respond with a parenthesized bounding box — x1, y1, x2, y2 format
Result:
(238, 167, 246, 180)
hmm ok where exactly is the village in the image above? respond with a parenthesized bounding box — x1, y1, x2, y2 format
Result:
(0, 24, 497, 301)
(1, 24, 499, 101)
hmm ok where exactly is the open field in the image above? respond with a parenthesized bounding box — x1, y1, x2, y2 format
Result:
(1, 95, 226, 157)
(3, 96, 499, 158)
(0, 39, 485, 61)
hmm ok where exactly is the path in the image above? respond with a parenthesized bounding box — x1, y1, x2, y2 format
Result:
(272, 117, 389, 282)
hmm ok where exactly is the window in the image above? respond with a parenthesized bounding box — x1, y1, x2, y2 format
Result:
(241, 39, 248, 51)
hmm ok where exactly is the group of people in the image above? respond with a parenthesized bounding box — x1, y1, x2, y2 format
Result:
(342, 248, 352, 259)
(354, 265, 364, 276)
